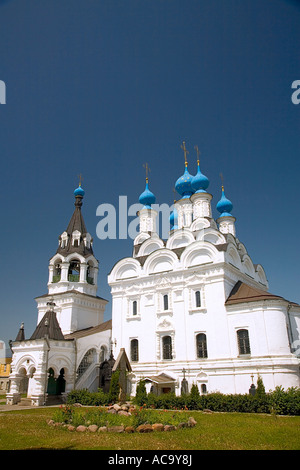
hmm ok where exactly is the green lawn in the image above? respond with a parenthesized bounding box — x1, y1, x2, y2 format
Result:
(0, 407, 299, 450)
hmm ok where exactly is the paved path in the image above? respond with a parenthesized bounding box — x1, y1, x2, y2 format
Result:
(0, 403, 58, 411)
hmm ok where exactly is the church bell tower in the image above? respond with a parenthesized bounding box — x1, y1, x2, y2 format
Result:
(35, 183, 107, 335)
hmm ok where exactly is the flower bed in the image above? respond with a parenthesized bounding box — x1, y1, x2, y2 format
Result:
(49, 403, 197, 433)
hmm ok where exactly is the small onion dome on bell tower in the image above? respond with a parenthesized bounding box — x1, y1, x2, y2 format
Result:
(74, 184, 85, 198)
(216, 183, 236, 237)
(216, 185, 233, 217)
(175, 141, 195, 199)
(191, 159, 209, 193)
(139, 178, 156, 209)
(56, 178, 94, 257)
(138, 164, 158, 234)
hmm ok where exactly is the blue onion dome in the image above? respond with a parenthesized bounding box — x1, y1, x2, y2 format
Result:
(217, 185, 233, 217)
(169, 202, 178, 230)
(74, 184, 85, 197)
(175, 164, 195, 199)
(191, 160, 209, 193)
(139, 178, 156, 209)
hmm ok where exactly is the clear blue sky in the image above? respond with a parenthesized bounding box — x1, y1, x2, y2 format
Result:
(0, 0, 300, 352)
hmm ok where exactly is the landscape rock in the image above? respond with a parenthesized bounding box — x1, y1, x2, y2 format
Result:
(67, 425, 75, 431)
(113, 404, 122, 412)
(47, 419, 55, 426)
(98, 426, 108, 432)
(107, 408, 117, 414)
(118, 410, 129, 416)
(188, 417, 197, 427)
(164, 425, 176, 432)
(152, 423, 164, 432)
(88, 425, 98, 432)
(137, 424, 153, 433)
(125, 426, 135, 433)
(76, 425, 87, 432)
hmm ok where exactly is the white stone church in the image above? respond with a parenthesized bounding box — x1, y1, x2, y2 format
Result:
(6, 149, 300, 406)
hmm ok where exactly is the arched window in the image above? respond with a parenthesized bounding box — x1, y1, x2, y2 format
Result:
(196, 333, 208, 358)
(163, 294, 169, 311)
(132, 300, 137, 316)
(237, 329, 251, 355)
(53, 260, 62, 283)
(162, 335, 172, 360)
(130, 339, 139, 362)
(77, 348, 96, 378)
(201, 384, 207, 394)
(68, 259, 80, 282)
(195, 290, 201, 308)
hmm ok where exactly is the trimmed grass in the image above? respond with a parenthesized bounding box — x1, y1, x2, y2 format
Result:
(0, 407, 299, 450)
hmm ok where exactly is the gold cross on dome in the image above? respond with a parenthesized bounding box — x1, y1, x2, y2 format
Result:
(220, 172, 224, 191)
(194, 145, 200, 164)
(78, 173, 83, 187)
(181, 141, 189, 166)
(143, 162, 150, 182)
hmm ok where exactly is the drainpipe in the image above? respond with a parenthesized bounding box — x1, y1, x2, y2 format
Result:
(43, 334, 50, 406)
(73, 339, 77, 389)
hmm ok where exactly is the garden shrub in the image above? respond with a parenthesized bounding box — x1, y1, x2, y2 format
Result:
(108, 370, 120, 403)
(66, 385, 300, 416)
(134, 380, 147, 405)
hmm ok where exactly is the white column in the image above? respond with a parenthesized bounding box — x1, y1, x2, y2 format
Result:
(60, 262, 69, 282)
(48, 265, 54, 284)
(80, 262, 88, 283)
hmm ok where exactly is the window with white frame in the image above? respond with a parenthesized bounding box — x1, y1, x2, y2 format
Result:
(130, 339, 139, 362)
(196, 333, 208, 358)
(237, 329, 251, 355)
(195, 290, 201, 308)
(127, 297, 141, 319)
(189, 286, 206, 313)
(162, 335, 172, 360)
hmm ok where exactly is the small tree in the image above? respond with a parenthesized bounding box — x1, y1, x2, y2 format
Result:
(190, 383, 200, 399)
(108, 370, 120, 403)
(256, 375, 266, 398)
(135, 379, 147, 405)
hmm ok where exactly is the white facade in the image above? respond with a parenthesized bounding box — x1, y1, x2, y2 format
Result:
(109, 178, 300, 396)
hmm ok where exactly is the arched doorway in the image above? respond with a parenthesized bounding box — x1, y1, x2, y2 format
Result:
(47, 368, 66, 395)
(19, 367, 29, 395)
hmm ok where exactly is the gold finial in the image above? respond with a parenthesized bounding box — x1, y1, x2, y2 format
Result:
(78, 173, 83, 187)
(220, 172, 224, 191)
(194, 145, 200, 165)
(181, 141, 189, 167)
(143, 163, 150, 182)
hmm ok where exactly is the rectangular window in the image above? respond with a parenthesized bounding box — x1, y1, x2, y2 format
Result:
(162, 335, 172, 360)
(195, 290, 201, 308)
(237, 329, 251, 355)
(130, 339, 139, 362)
(196, 333, 208, 358)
